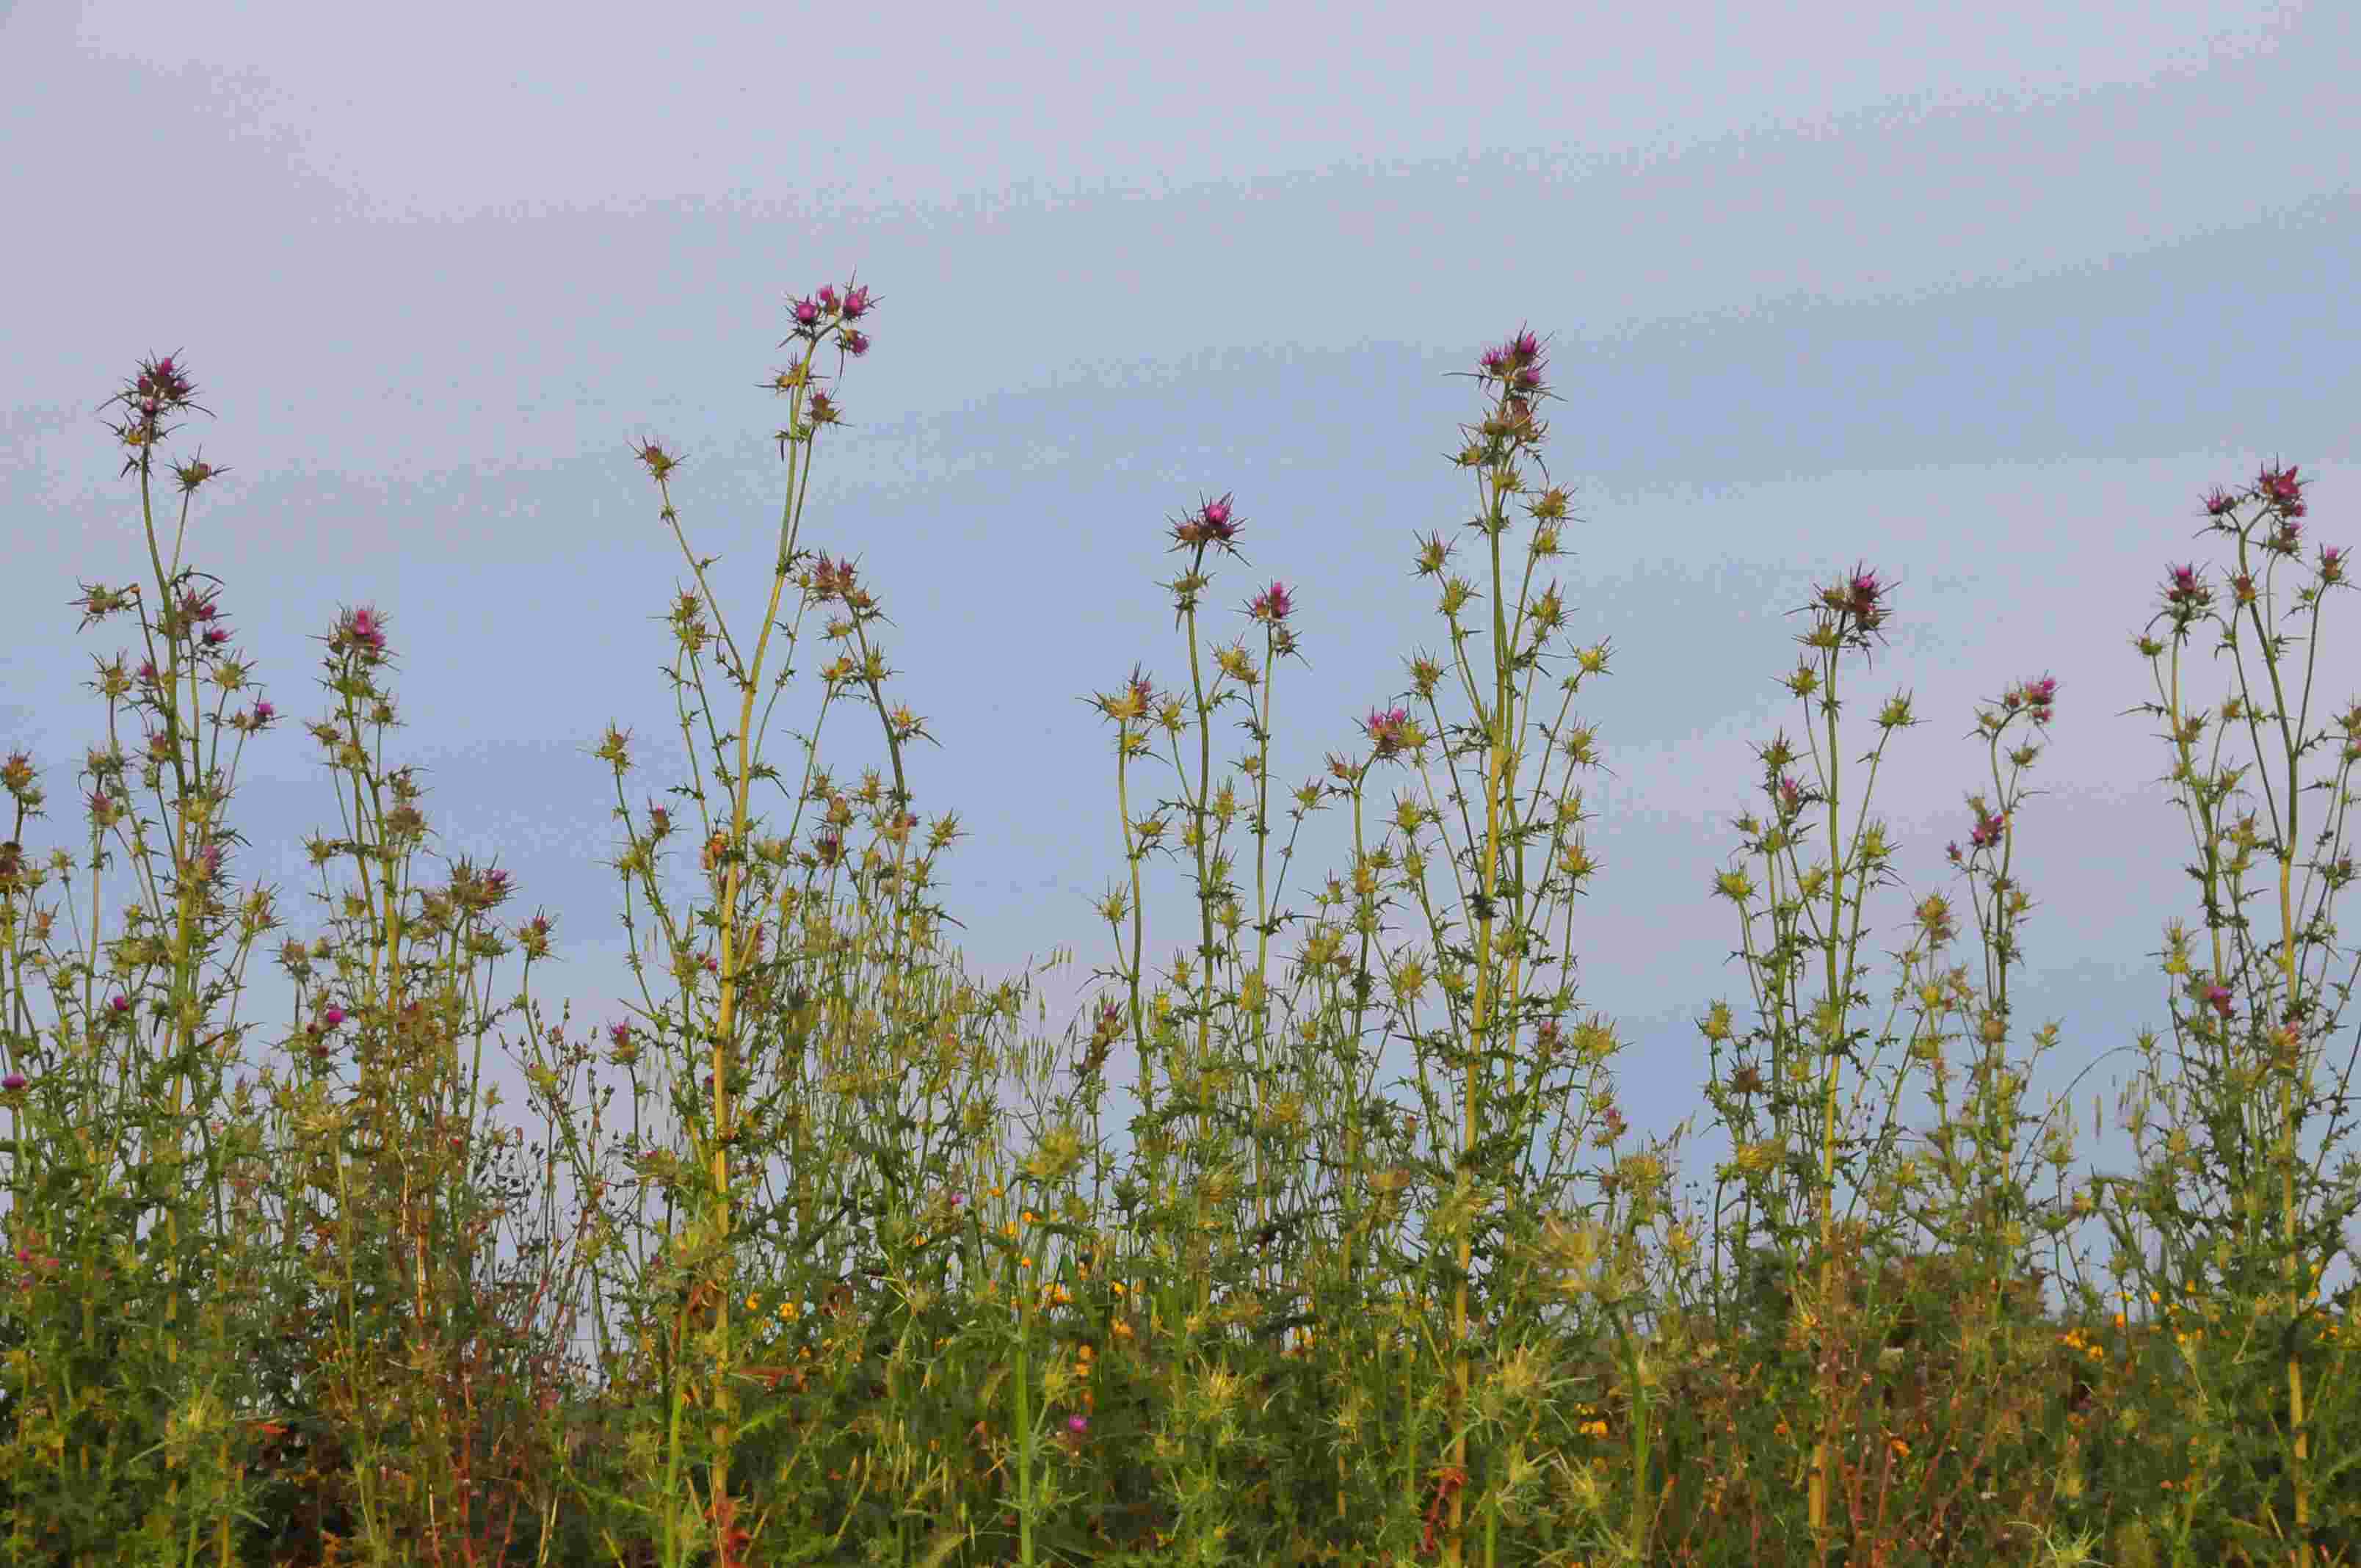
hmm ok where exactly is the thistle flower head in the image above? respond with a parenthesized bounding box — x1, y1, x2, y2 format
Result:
(2257, 462, 2306, 519)
(2163, 562, 2211, 614)
(335, 604, 388, 658)
(1820, 563, 1888, 631)
(1480, 327, 1550, 390)
(1171, 491, 1242, 551)
(1364, 705, 1415, 758)
(2006, 674, 2059, 724)
(1248, 581, 1294, 623)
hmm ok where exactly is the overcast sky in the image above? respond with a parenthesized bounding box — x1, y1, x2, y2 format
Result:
(4, 1, 2357, 1277)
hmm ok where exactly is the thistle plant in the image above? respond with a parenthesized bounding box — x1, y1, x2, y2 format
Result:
(1688, 553, 2115, 1561)
(0, 352, 284, 1565)
(2096, 465, 2361, 1565)
(1078, 328, 1645, 1567)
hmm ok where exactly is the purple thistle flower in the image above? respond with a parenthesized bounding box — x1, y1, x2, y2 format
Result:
(2164, 563, 2211, 609)
(338, 605, 387, 655)
(1200, 493, 1236, 539)
(1171, 491, 1243, 550)
(2257, 462, 2307, 518)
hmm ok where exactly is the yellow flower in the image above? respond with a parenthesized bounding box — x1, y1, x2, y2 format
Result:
(746, 1293, 760, 1311)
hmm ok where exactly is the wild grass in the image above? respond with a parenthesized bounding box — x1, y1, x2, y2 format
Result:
(2, 280, 2357, 1567)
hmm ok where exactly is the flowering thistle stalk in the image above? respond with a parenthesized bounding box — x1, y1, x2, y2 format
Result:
(2102, 462, 2355, 1567)
(618, 276, 902, 1568)
(1408, 327, 1621, 1566)
(1168, 488, 1249, 1316)
(1695, 553, 1916, 1554)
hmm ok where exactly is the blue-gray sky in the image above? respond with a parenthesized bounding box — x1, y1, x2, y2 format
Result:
(4, 1, 2357, 1277)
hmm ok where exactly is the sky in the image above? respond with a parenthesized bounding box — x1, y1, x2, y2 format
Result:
(4, 0, 2358, 1310)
